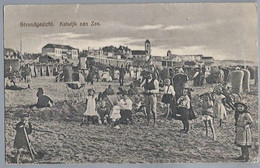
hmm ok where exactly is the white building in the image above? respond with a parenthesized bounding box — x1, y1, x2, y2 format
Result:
(42, 44, 79, 60)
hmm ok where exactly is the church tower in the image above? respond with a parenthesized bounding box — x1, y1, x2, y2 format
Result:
(145, 39, 151, 55)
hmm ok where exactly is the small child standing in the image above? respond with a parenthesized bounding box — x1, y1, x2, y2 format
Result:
(177, 88, 190, 133)
(200, 93, 216, 140)
(161, 78, 175, 118)
(81, 88, 101, 125)
(14, 113, 33, 164)
(234, 102, 253, 162)
(213, 86, 227, 127)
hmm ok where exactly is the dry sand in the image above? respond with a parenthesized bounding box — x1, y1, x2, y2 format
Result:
(5, 76, 259, 164)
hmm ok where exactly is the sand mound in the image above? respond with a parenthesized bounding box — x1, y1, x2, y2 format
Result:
(6, 100, 86, 122)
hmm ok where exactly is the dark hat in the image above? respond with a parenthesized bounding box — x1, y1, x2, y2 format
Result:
(199, 92, 211, 99)
(88, 88, 95, 93)
(20, 113, 30, 118)
(234, 102, 248, 110)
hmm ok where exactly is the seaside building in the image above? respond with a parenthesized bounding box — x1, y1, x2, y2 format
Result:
(42, 44, 79, 60)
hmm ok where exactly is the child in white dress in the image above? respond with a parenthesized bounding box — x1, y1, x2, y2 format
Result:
(213, 86, 227, 127)
(200, 92, 216, 140)
(81, 88, 101, 125)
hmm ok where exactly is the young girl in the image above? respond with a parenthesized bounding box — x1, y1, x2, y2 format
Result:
(81, 88, 101, 125)
(177, 88, 190, 133)
(200, 93, 216, 140)
(161, 78, 175, 118)
(14, 113, 33, 164)
(213, 86, 227, 127)
(234, 102, 253, 162)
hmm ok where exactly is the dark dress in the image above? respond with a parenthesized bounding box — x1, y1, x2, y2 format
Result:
(193, 70, 201, 86)
(37, 95, 53, 108)
(14, 122, 32, 149)
(222, 68, 230, 82)
(128, 88, 140, 97)
(87, 69, 95, 84)
(103, 88, 115, 96)
(119, 68, 125, 86)
(172, 73, 188, 100)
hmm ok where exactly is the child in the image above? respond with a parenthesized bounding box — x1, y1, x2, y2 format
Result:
(14, 113, 33, 164)
(221, 82, 235, 110)
(200, 93, 216, 140)
(177, 88, 190, 133)
(118, 94, 134, 125)
(81, 88, 101, 125)
(161, 78, 175, 118)
(213, 86, 227, 127)
(98, 100, 110, 124)
(29, 88, 53, 109)
(234, 102, 253, 162)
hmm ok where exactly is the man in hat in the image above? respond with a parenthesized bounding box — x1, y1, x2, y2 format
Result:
(140, 72, 159, 126)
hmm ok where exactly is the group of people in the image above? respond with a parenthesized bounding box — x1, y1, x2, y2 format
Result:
(12, 63, 256, 163)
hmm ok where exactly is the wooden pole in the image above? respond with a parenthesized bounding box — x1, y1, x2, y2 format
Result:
(23, 127, 35, 161)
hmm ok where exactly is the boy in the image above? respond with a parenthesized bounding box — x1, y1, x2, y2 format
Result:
(14, 113, 33, 164)
(177, 88, 190, 133)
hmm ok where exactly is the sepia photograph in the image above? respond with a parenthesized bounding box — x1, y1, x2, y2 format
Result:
(3, 3, 259, 164)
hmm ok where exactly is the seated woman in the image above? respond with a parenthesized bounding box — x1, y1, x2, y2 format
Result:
(128, 83, 140, 97)
(29, 88, 53, 109)
(103, 84, 115, 96)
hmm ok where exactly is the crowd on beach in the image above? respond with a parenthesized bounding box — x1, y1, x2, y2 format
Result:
(6, 62, 257, 163)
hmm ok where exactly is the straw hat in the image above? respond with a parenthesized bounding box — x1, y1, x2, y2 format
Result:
(234, 101, 248, 110)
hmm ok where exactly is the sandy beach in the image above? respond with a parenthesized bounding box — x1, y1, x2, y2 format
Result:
(5, 76, 259, 164)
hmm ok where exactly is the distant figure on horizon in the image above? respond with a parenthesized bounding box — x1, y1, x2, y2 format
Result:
(119, 65, 125, 86)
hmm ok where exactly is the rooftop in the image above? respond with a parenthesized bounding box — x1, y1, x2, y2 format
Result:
(132, 50, 148, 55)
(43, 44, 77, 50)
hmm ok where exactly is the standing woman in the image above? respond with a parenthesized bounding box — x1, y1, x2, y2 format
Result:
(119, 65, 125, 86)
(193, 67, 201, 86)
(172, 68, 188, 101)
(161, 78, 175, 118)
(86, 66, 95, 85)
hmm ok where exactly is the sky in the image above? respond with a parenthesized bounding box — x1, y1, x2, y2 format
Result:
(4, 3, 258, 61)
